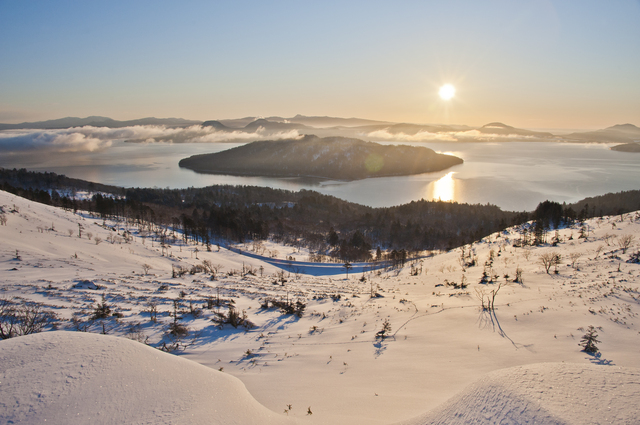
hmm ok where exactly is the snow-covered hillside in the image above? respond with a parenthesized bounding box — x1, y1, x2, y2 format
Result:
(1, 190, 640, 424)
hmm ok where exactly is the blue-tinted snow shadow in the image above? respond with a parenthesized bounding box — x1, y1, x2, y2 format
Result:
(586, 352, 615, 365)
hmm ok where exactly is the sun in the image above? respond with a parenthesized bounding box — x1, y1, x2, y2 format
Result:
(439, 84, 456, 100)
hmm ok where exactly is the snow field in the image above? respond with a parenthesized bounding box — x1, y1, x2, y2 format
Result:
(1, 190, 640, 424)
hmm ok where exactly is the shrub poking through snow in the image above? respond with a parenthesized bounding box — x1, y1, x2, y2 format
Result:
(91, 294, 112, 320)
(616, 234, 635, 254)
(261, 298, 306, 317)
(212, 306, 254, 329)
(168, 300, 189, 337)
(376, 318, 392, 339)
(579, 325, 601, 354)
(0, 298, 57, 339)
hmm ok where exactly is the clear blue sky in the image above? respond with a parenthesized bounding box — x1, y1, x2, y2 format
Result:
(1, 0, 639, 128)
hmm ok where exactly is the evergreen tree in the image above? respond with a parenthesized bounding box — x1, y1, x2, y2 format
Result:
(579, 325, 600, 354)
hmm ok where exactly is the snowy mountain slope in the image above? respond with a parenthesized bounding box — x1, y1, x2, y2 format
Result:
(0, 331, 296, 425)
(1, 189, 640, 424)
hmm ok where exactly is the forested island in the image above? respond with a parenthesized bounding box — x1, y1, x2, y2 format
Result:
(178, 135, 463, 180)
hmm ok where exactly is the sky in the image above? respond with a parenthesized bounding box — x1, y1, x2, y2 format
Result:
(1, 0, 639, 129)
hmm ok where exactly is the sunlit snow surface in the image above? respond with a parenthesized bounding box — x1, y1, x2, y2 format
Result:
(1, 189, 640, 424)
(0, 332, 295, 425)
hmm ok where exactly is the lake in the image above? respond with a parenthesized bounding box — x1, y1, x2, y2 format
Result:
(3, 140, 638, 211)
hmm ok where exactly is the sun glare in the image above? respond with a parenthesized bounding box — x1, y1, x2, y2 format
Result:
(439, 84, 456, 100)
(428, 171, 455, 202)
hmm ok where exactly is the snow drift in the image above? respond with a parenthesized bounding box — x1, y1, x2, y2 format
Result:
(398, 362, 640, 425)
(0, 331, 295, 425)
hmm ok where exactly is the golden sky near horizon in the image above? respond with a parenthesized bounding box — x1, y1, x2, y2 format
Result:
(0, 1, 639, 129)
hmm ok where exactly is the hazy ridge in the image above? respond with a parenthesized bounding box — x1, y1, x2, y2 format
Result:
(2, 115, 639, 146)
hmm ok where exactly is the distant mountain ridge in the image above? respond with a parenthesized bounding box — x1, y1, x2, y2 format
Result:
(286, 114, 396, 128)
(2, 115, 638, 145)
(179, 135, 463, 180)
(242, 119, 309, 131)
(201, 118, 310, 133)
(565, 123, 640, 144)
(476, 122, 554, 138)
(200, 120, 232, 130)
(214, 115, 396, 129)
(0, 116, 201, 130)
(606, 123, 640, 134)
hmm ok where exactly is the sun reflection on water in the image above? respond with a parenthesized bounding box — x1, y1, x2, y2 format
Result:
(428, 171, 456, 202)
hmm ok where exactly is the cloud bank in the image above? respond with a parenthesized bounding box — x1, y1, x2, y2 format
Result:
(0, 124, 546, 159)
(364, 128, 541, 142)
(0, 125, 302, 155)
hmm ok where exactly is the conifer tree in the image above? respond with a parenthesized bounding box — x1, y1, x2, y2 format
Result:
(579, 325, 600, 354)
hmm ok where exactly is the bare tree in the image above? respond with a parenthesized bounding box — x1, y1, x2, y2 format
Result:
(145, 301, 158, 322)
(142, 263, 151, 275)
(207, 263, 224, 280)
(617, 235, 635, 254)
(569, 252, 582, 269)
(594, 245, 604, 258)
(475, 282, 502, 311)
(540, 252, 561, 274)
(0, 298, 18, 339)
(539, 252, 554, 274)
(201, 259, 213, 274)
(17, 304, 54, 336)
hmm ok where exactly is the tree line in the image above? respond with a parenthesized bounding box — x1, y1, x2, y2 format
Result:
(2, 168, 639, 261)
